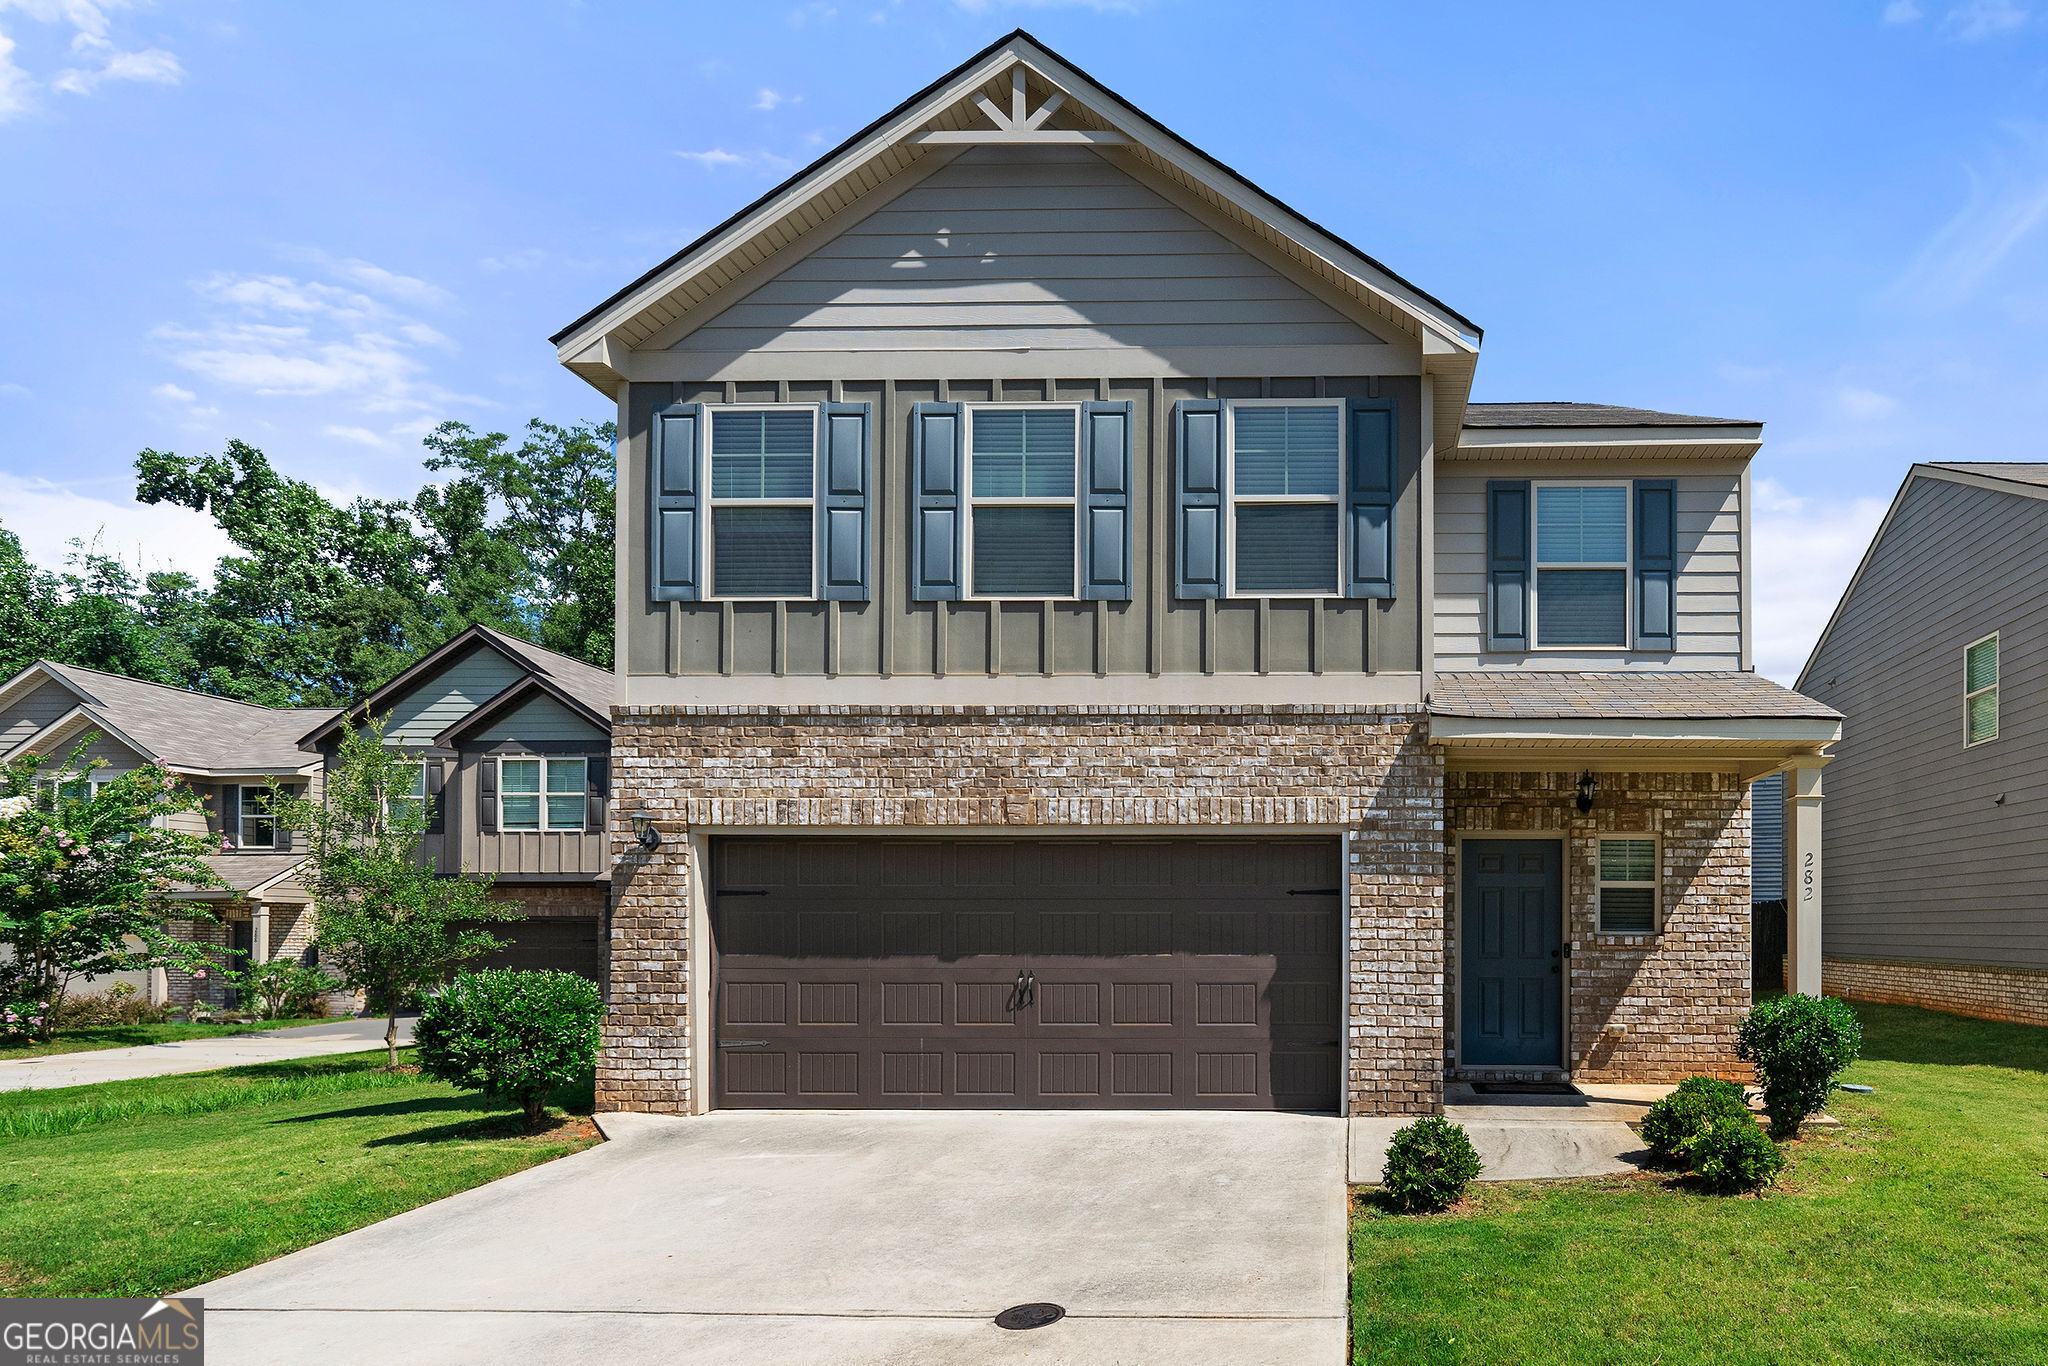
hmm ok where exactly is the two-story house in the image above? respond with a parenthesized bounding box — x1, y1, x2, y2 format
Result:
(0, 659, 337, 1004)
(1798, 462, 2048, 1027)
(301, 624, 614, 980)
(553, 31, 1841, 1117)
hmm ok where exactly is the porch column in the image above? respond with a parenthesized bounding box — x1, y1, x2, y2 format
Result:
(249, 902, 272, 965)
(147, 966, 168, 1006)
(1782, 759, 1827, 996)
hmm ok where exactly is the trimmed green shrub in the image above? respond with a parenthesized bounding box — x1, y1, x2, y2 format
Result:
(54, 982, 168, 1027)
(413, 969, 603, 1131)
(1640, 1075, 1752, 1167)
(1380, 1116, 1484, 1213)
(1688, 1112, 1786, 1194)
(1738, 994, 1863, 1137)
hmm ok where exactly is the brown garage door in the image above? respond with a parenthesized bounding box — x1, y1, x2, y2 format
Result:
(711, 837, 1342, 1111)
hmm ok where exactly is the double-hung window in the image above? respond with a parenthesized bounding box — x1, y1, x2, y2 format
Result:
(967, 407, 1077, 597)
(1533, 483, 1630, 647)
(1228, 402, 1342, 595)
(388, 761, 427, 827)
(238, 785, 275, 849)
(499, 758, 586, 832)
(708, 408, 814, 598)
(1965, 633, 2000, 746)
(1597, 836, 1659, 933)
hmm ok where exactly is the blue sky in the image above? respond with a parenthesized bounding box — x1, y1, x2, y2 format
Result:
(1, 1, 2043, 681)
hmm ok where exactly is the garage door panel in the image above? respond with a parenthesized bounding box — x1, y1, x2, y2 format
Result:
(712, 837, 1341, 1111)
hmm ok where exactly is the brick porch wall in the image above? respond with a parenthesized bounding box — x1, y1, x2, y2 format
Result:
(602, 704, 1446, 1118)
(1446, 769, 1752, 1084)
(1823, 955, 2048, 1028)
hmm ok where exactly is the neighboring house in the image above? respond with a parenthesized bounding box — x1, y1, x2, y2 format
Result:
(0, 660, 338, 1004)
(552, 31, 1840, 1117)
(1798, 462, 2048, 1027)
(300, 624, 614, 980)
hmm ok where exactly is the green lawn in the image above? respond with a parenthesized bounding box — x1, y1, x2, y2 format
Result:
(0, 1049, 598, 1296)
(0, 1018, 331, 1060)
(1351, 1003, 2048, 1365)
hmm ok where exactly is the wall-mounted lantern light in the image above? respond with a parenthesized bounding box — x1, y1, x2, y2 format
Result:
(1575, 772, 1597, 815)
(623, 809, 663, 852)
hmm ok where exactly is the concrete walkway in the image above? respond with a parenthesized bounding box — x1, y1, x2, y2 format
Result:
(1349, 1082, 1666, 1184)
(191, 1109, 1349, 1366)
(0, 1016, 415, 1091)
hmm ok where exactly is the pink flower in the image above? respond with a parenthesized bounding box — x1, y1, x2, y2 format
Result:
(192, 970, 207, 980)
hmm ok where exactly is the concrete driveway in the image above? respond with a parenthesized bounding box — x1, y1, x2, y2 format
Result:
(0, 1016, 414, 1091)
(193, 1109, 1348, 1365)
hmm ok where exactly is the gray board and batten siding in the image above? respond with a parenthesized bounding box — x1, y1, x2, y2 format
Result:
(1432, 461, 1745, 669)
(1799, 473, 2048, 971)
(621, 375, 1424, 686)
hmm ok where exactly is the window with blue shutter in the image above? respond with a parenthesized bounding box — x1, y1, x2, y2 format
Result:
(1532, 483, 1628, 647)
(1172, 400, 1224, 599)
(818, 402, 872, 602)
(1230, 403, 1341, 595)
(1485, 480, 1530, 651)
(1632, 479, 1676, 651)
(1345, 398, 1395, 598)
(708, 409, 815, 598)
(967, 407, 1076, 597)
(910, 402, 964, 601)
(1080, 400, 1134, 601)
(649, 402, 703, 602)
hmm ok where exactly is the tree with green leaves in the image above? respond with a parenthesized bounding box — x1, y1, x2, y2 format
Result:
(271, 719, 517, 1068)
(0, 742, 221, 1041)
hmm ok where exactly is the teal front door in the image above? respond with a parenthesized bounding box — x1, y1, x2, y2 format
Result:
(1460, 840, 1563, 1068)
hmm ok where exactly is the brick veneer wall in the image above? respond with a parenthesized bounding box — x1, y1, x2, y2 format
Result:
(1445, 769, 1752, 1084)
(488, 884, 607, 918)
(602, 704, 1446, 1118)
(1823, 955, 2048, 1028)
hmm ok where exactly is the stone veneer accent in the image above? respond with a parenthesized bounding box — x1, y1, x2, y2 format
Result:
(1823, 955, 2048, 1028)
(1445, 769, 1752, 1084)
(601, 704, 1445, 1118)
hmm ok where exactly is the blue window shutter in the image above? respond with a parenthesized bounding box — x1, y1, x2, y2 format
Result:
(910, 401, 964, 601)
(1485, 480, 1530, 651)
(1173, 399, 1225, 599)
(817, 401, 872, 601)
(1344, 398, 1396, 599)
(1079, 400, 1134, 601)
(649, 401, 703, 602)
(1634, 478, 1677, 651)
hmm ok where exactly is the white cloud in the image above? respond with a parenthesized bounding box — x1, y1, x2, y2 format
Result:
(785, 2, 837, 26)
(0, 0, 182, 117)
(1884, 0, 1923, 21)
(478, 248, 547, 273)
(675, 147, 749, 168)
(285, 249, 452, 308)
(52, 43, 179, 94)
(0, 379, 29, 397)
(753, 87, 799, 111)
(150, 381, 193, 402)
(1890, 128, 2048, 308)
(1835, 385, 1899, 420)
(0, 31, 32, 119)
(0, 471, 237, 582)
(1750, 478, 1893, 684)
(321, 424, 388, 449)
(1945, 0, 2028, 39)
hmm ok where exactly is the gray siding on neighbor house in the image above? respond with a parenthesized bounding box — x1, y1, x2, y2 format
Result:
(378, 646, 525, 745)
(1751, 772, 1784, 902)
(667, 146, 1386, 359)
(620, 375, 1425, 682)
(432, 749, 609, 881)
(0, 679, 82, 754)
(1432, 461, 1744, 669)
(1801, 474, 2048, 970)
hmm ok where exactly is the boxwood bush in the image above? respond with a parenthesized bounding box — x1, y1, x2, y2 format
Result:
(1738, 994, 1862, 1137)
(1640, 1075, 1752, 1166)
(413, 969, 602, 1132)
(1380, 1116, 1483, 1213)
(1689, 1111, 1786, 1193)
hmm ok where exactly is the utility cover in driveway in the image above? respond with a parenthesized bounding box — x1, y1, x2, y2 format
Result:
(711, 837, 1342, 1110)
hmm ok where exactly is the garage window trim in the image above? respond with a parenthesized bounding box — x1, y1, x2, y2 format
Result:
(708, 405, 817, 600)
(1596, 835, 1659, 934)
(965, 404, 1080, 600)
(499, 757, 587, 832)
(1225, 399, 1343, 597)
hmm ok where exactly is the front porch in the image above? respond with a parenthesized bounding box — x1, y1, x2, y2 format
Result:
(1429, 671, 1842, 1086)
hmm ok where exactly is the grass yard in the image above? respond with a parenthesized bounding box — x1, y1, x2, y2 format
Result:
(0, 1049, 599, 1296)
(0, 1019, 332, 1060)
(1351, 1002, 2048, 1365)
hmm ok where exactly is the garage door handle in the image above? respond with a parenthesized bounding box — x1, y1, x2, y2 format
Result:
(718, 1040, 770, 1048)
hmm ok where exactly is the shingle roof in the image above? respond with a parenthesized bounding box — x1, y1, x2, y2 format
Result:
(1462, 403, 1757, 429)
(1926, 462, 2048, 488)
(1430, 671, 1840, 721)
(197, 854, 308, 895)
(33, 663, 336, 771)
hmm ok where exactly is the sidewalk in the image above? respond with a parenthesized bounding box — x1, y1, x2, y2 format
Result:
(0, 1016, 417, 1092)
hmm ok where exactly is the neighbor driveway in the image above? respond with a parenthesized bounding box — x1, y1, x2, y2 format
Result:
(193, 1108, 1348, 1365)
(0, 1016, 415, 1091)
